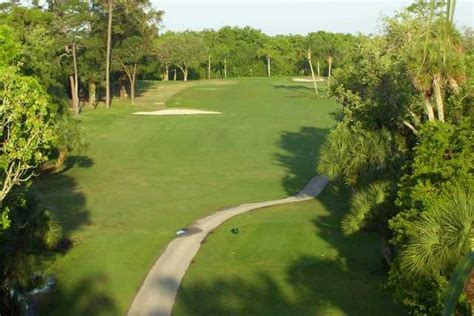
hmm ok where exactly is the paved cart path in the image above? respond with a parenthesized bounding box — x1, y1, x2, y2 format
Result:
(127, 175, 329, 316)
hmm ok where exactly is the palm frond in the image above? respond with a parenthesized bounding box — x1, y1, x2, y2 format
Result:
(342, 188, 372, 235)
(317, 125, 391, 187)
(442, 252, 474, 316)
(447, 0, 456, 24)
(341, 181, 390, 236)
(401, 185, 474, 275)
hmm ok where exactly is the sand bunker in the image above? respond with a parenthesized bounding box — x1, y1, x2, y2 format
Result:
(292, 77, 324, 82)
(194, 87, 220, 91)
(133, 108, 222, 116)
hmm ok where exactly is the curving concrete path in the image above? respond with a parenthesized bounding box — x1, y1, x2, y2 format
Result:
(127, 175, 329, 316)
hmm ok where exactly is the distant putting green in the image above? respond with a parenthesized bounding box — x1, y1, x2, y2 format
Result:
(34, 78, 396, 314)
(174, 186, 403, 315)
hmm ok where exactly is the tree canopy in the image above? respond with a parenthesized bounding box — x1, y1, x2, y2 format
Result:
(318, 1, 473, 314)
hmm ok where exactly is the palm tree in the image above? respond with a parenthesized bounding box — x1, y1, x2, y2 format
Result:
(406, 0, 465, 122)
(105, 0, 114, 109)
(318, 125, 390, 188)
(341, 181, 395, 265)
(306, 47, 319, 96)
(318, 125, 397, 265)
(407, 42, 436, 122)
(408, 25, 465, 123)
(401, 185, 473, 312)
(257, 40, 277, 78)
(341, 181, 391, 236)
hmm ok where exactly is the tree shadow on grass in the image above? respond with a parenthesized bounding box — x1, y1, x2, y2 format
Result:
(273, 84, 315, 99)
(31, 158, 122, 315)
(310, 185, 406, 314)
(33, 160, 92, 236)
(35, 273, 118, 315)
(175, 120, 404, 315)
(174, 272, 295, 316)
(174, 186, 403, 315)
(136, 80, 158, 98)
(273, 84, 313, 91)
(275, 127, 329, 195)
(58, 155, 94, 175)
(29, 158, 105, 314)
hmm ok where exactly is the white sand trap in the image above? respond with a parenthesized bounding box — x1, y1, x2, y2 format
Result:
(292, 77, 324, 82)
(133, 108, 222, 116)
(194, 87, 220, 91)
(154, 102, 165, 105)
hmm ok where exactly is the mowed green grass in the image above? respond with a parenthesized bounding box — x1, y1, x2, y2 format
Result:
(35, 78, 339, 314)
(174, 186, 403, 315)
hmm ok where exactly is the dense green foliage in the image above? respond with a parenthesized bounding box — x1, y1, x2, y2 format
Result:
(0, 190, 63, 314)
(0, 6, 86, 314)
(1, 2, 355, 111)
(154, 28, 356, 80)
(0, 69, 58, 203)
(318, 1, 473, 314)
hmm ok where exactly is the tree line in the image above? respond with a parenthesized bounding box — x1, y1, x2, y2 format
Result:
(318, 0, 473, 314)
(1, 1, 356, 112)
(156, 28, 355, 82)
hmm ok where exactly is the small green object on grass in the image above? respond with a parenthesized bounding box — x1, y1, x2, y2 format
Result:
(231, 227, 239, 234)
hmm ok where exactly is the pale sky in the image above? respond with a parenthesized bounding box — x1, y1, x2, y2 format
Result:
(154, 0, 474, 35)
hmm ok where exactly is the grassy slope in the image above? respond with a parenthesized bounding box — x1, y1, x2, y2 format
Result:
(174, 186, 403, 315)
(36, 78, 338, 314)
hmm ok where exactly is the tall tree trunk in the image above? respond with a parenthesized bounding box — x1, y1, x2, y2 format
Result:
(69, 75, 77, 113)
(327, 55, 333, 85)
(165, 64, 169, 81)
(126, 63, 137, 105)
(130, 78, 135, 105)
(72, 43, 79, 115)
(88, 81, 96, 108)
(105, 0, 113, 109)
(423, 92, 436, 122)
(224, 58, 227, 79)
(307, 48, 319, 96)
(317, 59, 321, 77)
(267, 56, 271, 78)
(380, 234, 393, 267)
(433, 74, 445, 122)
(183, 67, 188, 81)
(208, 54, 211, 79)
(56, 147, 68, 169)
(119, 75, 128, 99)
(173, 68, 177, 81)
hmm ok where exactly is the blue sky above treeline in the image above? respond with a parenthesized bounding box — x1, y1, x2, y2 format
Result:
(154, 0, 473, 35)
